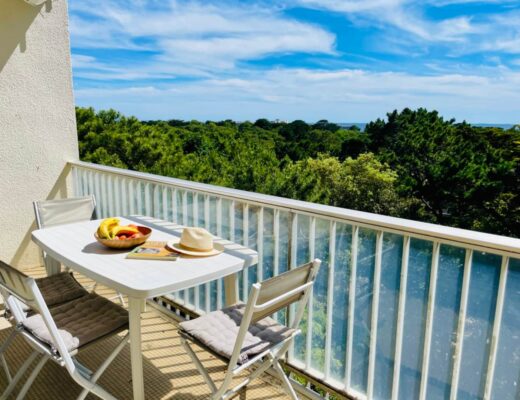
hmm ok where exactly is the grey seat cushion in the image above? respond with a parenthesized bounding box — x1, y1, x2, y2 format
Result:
(22, 293, 128, 353)
(36, 272, 88, 307)
(9, 272, 88, 319)
(179, 303, 295, 365)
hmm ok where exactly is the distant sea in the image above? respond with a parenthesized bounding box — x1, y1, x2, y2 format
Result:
(337, 123, 367, 130)
(337, 122, 515, 131)
(474, 123, 515, 129)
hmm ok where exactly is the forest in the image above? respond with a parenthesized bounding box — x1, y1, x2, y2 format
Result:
(77, 107, 520, 238)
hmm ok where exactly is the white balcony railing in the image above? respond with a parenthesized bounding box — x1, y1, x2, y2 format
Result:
(71, 161, 520, 400)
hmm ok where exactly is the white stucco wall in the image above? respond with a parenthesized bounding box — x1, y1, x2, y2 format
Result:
(0, 0, 78, 268)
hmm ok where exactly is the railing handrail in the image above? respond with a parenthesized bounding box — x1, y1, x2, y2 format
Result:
(69, 160, 520, 257)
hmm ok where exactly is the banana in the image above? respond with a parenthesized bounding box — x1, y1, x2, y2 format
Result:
(98, 218, 120, 239)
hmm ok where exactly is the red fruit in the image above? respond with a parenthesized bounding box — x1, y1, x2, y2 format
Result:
(116, 228, 139, 236)
(119, 235, 127, 240)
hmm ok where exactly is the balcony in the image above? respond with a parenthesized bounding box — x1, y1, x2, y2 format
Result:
(1, 161, 518, 399)
(2, 0, 518, 398)
(60, 160, 519, 400)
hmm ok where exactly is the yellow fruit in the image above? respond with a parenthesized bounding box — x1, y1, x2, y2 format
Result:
(98, 218, 120, 239)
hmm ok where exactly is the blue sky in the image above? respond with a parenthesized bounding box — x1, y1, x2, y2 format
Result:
(69, 0, 520, 123)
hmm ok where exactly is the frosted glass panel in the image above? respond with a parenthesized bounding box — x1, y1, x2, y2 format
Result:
(458, 252, 501, 400)
(247, 205, 259, 287)
(351, 228, 377, 393)
(196, 194, 205, 227)
(186, 192, 194, 226)
(209, 196, 218, 234)
(176, 190, 185, 224)
(330, 223, 352, 381)
(374, 233, 403, 400)
(427, 245, 465, 400)
(262, 208, 275, 280)
(491, 257, 520, 400)
(275, 211, 291, 324)
(399, 238, 432, 400)
(233, 202, 244, 245)
(278, 211, 290, 275)
(294, 213, 310, 363)
(296, 214, 310, 266)
(210, 280, 218, 312)
(310, 218, 330, 371)
(221, 199, 232, 240)
(198, 284, 206, 312)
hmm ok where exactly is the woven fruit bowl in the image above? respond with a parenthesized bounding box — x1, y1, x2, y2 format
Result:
(95, 226, 152, 249)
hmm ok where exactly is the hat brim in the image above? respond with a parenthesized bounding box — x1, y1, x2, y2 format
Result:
(166, 240, 224, 257)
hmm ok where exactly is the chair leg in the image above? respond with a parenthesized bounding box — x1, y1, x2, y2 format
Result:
(89, 281, 125, 307)
(272, 360, 299, 400)
(15, 354, 48, 400)
(43, 255, 62, 276)
(0, 329, 18, 382)
(117, 293, 126, 307)
(0, 350, 39, 400)
(180, 338, 217, 394)
(76, 334, 129, 400)
(218, 359, 272, 400)
(73, 358, 93, 378)
(71, 371, 118, 400)
(0, 355, 11, 383)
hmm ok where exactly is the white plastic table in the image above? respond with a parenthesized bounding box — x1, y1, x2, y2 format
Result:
(31, 215, 257, 400)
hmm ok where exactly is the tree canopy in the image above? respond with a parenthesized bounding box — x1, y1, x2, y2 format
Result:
(77, 106, 520, 237)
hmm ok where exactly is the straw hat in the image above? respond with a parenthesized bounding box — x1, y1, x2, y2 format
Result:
(168, 227, 224, 256)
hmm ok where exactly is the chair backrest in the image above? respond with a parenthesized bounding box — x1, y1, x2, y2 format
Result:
(0, 261, 36, 305)
(0, 260, 76, 369)
(226, 259, 321, 369)
(33, 195, 97, 229)
(252, 260, 320, 323)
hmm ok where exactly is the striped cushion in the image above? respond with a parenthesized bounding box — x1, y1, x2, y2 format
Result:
(180, 303, 295, 364)
(23, 293, 128, 353)
(36, 272, 88, 307)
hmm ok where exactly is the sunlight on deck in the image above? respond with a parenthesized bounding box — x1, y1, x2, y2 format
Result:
(0, 266, 291, 400)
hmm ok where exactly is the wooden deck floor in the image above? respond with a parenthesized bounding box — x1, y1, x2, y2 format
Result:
(0, 266, 291, 400)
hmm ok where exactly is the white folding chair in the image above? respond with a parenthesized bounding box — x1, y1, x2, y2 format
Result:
(0, 260, 129, 400)
(179, 259, 321, 400)
(33, 195, 126, 306)
(33, 195, 97, 276)
(0, 271, 88, 382)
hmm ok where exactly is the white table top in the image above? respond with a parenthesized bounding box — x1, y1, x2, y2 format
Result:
(31, 216, 258, 298)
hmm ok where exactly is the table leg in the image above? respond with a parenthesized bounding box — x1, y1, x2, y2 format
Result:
(224, 273, 239, 306)
(43, 254, 61, 276)
(129, 297, 145, 400)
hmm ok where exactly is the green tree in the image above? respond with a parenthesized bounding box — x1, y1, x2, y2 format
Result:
(277, 153, 403, 215)
(366, 108, 520, 235)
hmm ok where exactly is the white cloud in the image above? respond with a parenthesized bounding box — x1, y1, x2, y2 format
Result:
(294, 0, 480, 42)
(69, 0, 336, 73)
(426, 0, 516, 6)
(74, 66, 520, 123)
(296, 0, 404, 13)
(293, 0, 520, 60)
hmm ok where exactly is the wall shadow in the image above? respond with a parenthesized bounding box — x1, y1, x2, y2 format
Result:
(0, 0, 50, 73)
(10, 163, 72, 268)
